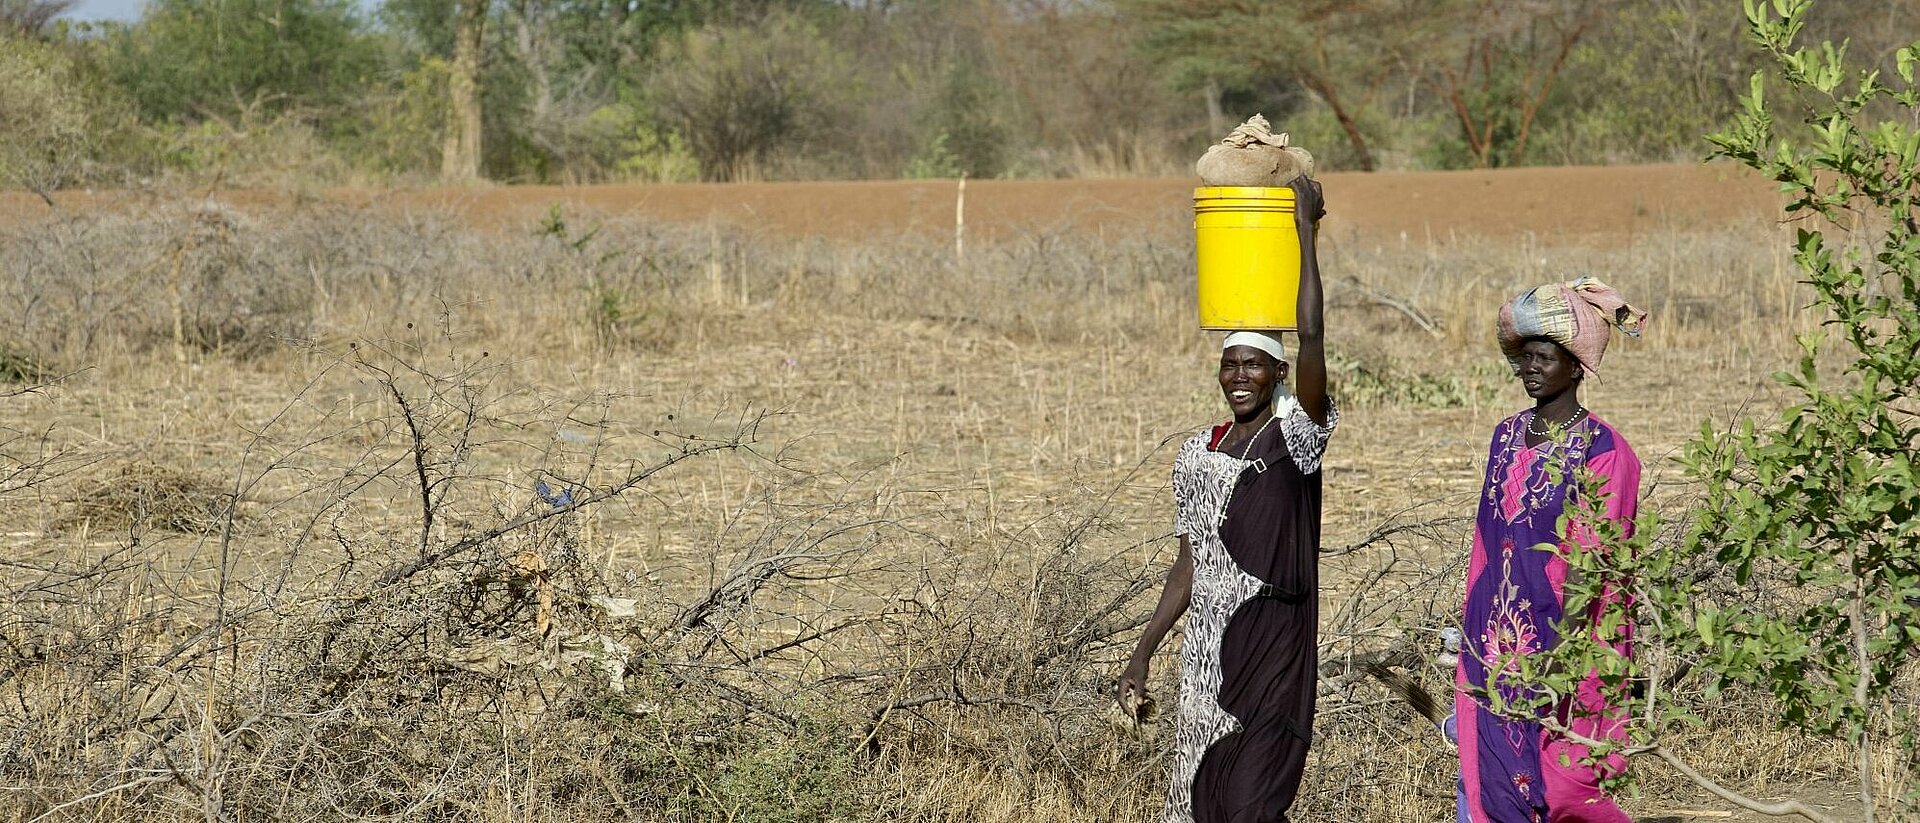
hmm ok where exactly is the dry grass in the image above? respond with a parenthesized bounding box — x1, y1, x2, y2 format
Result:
(54, 462, 235, 535)
(0, 196, 1891, 822)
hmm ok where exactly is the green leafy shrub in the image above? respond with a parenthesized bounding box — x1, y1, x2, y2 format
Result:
(648, 9, 860, 181)
(352, 56, 452, 179)
(904, 132, 963, 180)
(921, 60, 1006, 179)
(103, 0, 382, 126)
(0, 33, 98, 196)
(1529, 2, 1920, 819)
(581, 101, 702, 183)
(1329, 350, 1501, 409)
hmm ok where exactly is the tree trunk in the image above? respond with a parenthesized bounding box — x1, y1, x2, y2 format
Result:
(1504, 17, 1588, 167)
(1849, 586, 1878, 823)
(442, 0, 488, 182)
(1301, 74, 1377, 172)
(1204, 77, 1225, 138)
(513, 0, 551, 124)
(1435, 44, 1496, 168)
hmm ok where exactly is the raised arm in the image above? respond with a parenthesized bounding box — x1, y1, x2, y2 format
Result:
(1290, 177, 1328, 424)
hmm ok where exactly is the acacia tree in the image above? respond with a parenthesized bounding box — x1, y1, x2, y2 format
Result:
(104, 0, 382, 124)
(1420, 0, 1616, 167)
(1119, 0, 1411, 171)
(0, 0, 74, 37)
(1522, 1, 1920, 820)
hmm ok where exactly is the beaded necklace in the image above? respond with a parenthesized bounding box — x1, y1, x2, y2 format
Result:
(1213, 410, 1280, 530)
(1526, 406, 1588, 440)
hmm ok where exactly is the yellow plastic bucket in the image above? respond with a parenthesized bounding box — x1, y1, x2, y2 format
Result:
(1194, 186, 1300, 331)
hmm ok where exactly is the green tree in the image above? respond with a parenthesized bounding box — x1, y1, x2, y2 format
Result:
(1524, 0, 1752, 165)
(647, 9, 858, 181)
(441, 0, 486, 180)
(375, 0, 717, 181)
(1119, 0, 1407, 171)
(0, 33, 96, 200)
(0, 0, 75, 37)
(1523, 1, 1920, 820)
(918, 58, 1006, 178)
(1419, 0, 1617, 168)
(104, 0, 383, 124)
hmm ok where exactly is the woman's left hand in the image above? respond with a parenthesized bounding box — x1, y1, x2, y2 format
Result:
(1290, 177, 1325, 227)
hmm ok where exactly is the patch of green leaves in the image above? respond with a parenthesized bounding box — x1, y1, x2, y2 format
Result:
(1329, 351, 1501, 409)
(1519, 1, 1919, 812)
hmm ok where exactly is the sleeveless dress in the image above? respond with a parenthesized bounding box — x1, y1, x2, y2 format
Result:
(1165, 395, 1338, 823)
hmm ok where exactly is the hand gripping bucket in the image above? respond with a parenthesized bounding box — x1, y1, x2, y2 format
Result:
(1193, 186, 1300, 331)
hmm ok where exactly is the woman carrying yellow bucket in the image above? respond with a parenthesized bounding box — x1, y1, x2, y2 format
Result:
(1119, 177, 1336, 823)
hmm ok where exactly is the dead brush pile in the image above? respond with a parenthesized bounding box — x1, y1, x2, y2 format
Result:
(1, 203, 314, 366)
(0, 201, 1873, 821)
(54, 462, 235, 535)
(0, 336, 882, 821)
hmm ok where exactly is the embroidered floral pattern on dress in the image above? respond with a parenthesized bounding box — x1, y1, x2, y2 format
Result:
(1491, 411, 1591, 526)
(1481, 536, 1545, 754)
(1460, 410, 1642, 823)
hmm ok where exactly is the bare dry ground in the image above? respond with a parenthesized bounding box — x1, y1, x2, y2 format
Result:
(1, 162, 1780, 244)
(1, 164, 1897, 822)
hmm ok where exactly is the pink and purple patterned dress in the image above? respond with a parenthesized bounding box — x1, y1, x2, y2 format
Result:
(1455, 410, 1640, 823)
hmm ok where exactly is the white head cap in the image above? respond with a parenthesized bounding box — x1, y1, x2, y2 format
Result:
(1221, 331, 1287, 364)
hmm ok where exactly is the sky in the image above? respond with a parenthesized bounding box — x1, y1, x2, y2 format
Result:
(65, 0, 144, 21)
(63, 0, 382, 23)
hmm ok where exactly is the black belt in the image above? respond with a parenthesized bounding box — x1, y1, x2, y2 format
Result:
(1253, 582, 1308, 604)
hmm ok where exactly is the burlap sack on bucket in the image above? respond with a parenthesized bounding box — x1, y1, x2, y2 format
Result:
(1195, 114, 1315, 188)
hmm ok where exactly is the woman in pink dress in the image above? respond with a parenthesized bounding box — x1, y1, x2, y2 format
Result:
(1456, 278, 1647, 823)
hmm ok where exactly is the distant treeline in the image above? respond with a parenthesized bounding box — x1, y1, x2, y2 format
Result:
(1, 0, 1916, 189)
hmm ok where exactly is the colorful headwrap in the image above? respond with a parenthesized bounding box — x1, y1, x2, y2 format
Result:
(1222, 331, 1287, 365)
(1496, 277, 1647, 377)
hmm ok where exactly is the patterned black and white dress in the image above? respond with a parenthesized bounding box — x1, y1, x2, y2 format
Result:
(1166, 394, 1338, 823)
